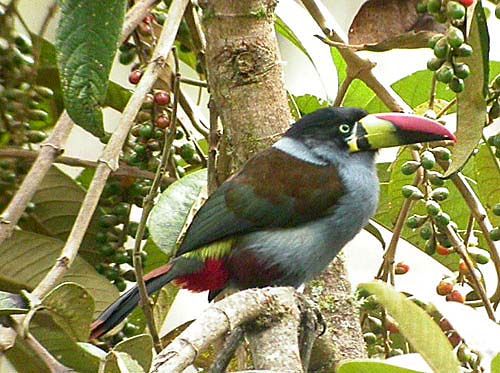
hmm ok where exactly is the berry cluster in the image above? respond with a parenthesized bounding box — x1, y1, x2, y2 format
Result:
(417, 0, 473, 93)
(488, 75, 500, 124)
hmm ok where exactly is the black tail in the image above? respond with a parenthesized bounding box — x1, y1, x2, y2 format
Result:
(90, 263, 175, 339)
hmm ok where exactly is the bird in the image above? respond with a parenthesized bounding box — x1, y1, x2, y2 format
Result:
(90, 106, 455, 339)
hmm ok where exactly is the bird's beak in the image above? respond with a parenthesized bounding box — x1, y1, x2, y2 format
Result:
(347, 113, 456, 153)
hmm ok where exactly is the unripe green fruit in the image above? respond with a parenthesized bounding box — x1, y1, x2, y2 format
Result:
(421, 151, 436, 170)
(449, 77, 464, 93)
(495, 4, 500, 19)
(401, 161, 421, 175)
(27, 130, 47, 143)
(447, 27, 464, 48)
(119, 49, 136, 65)
(490, 227, 500, 241)
(27, 109, 48, 121)
(139, 124, 154, 139)
(402, 185, 424, 200)
(99, 214, 119, 228)
(434, 212, 451, 227)
(420, 224, 433, 240)
(122, 323, 140, 337)
(427, 0, 442, 13)
(427, 171, 445, 186)
(431, 146, 452, 161)
(425, 239, 437, 255)
(98, 243, 116, 257)
(446, 1, 465, 20)
(454, 43, 473, 57)
(427, 57, 445, 71)
(180, 143, 195, 161)
(436, 63, 454, 84)
(426, 200, 442, 216)
(434, 38, 450, 59)
(428, 34, 444, 49)
(113, 202, 130, 218)
(431, 187, 449, 201)
(468, 247, 490, 265)
(95, 263, 108, 275)
(96, 231, 108, 244)
(114, 278, 127, 292)
(407, 215, 427, 229)
(105, 267, 120, 281)
(454, 62, 470, 79)
(493, 203, 500, 216)
(33, 85, 54, 99)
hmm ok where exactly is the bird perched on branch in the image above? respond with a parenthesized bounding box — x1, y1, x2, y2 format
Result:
(90, 107, 455, 339)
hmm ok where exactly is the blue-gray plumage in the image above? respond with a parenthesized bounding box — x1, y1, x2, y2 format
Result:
(91, 107, 455, 339)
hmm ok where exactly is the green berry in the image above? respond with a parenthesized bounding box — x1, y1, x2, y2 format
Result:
(495, 4, 500, 19)
(428, 34, 444, 49)
(180, 143, 195, 161)
(427, 57, 445, 72)
(469, 247, 490, 265)
(454, 63, 470, 79)
(105, 267, 120, 281)
(127, 221, 139, 237)
(27, 109, 48, 121)
(95, 263, 108, 275)
(427, 171, 445, 186)
(427, 0, 442, 13)
(431, 187, 449, 201)
(493, 203, 500, 216)
(134, 144, 147, 157)
(420, 224, 433, 240)
(114, 278, 127, 292)
(402, 185, 424, 200)
(139, 124, 154, 139)
(454, 43, 473, 57)
(490, 227, 500, 241)
(122, 270, 136, 282)
(446, 1, 465, 20)
(434, 38, 450, 59)
(425, 239, 437, 255)
(449, 77, 464, 93)
(113, 202, 130, 218)
(426, 200, 442, 216)
(436, 63, 454, 84)
(98, 214, 119, 228)
(431, 147, 452, 161)
(447, 27, 464, 48)
(98, 243, 116, 257)
(407, 215, 428, 229)
(27, 130, 47, 143)
(434, 212, 451, 227)
(401, 161, 421, 175)
(421, 151, 436, 170)
(122, 323, 140, 337)
(96, 231, 108, 244)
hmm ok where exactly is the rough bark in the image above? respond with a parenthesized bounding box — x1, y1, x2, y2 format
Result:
(201, 0, 291, 178)
(304, 254, 368, 372)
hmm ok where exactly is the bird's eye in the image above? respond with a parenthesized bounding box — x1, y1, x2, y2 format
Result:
(339, 124, 351, 134)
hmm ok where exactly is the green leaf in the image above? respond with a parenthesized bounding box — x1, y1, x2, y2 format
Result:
(149, 169, 207, 255)
(0, 291, 27, 316)
(492, 354, 500, 373)
(153, 284, 179, 332)
(444, 2, 489, 177)
(56, 0, 127, 137)
(19, 167, 104, 265)
(4, 340, 51, 373)
(112, 334, 153, 372)
(42, 282, 94, 341)
(30, 312, 101, 372)
(0, 231, 118, 316)
(293, 94, 329, 115)
(360, 282, 461, 373)
(331, 48, 347, 86)
(338, 360, 423, 373)
(104, 351, 145, 373)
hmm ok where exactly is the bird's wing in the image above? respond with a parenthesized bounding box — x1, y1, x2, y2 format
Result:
(176, 147, 345, 256)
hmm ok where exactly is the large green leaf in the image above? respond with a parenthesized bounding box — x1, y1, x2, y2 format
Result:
(492, 354, 500, 373)
(112, 334, 153, 372)
(42, 282, 94, 341)
(104, 351, 145, 373)
(0, 291, 27, 316)
(338, 360, 423, 373)
(293, 94, 329, 115)
(0, 231, 118, 316)
(19, 167, 103, 265)
(149, 169, 207, 256)
(56, 0, 126, 137)
(360, 282, 461, 373)
(444, 2, 489, 177)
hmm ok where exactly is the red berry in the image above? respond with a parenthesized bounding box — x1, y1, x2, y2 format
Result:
(387, 322, 399, 334)
(458, 260, 469, 275)
(129, 69, 143, 85)
(155, 115, 170, 129)
(458, 0, 473, 6)
(142, 14, 156, 24)
(436, 245, 452, 256)
(446, 290, 465, 303)
(154, 91, 171, 106)
(395, 262, 410, 275)
(436, 280, 454, 296)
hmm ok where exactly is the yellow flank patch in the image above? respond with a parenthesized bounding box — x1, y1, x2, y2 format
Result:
(183, 238, 234, 260)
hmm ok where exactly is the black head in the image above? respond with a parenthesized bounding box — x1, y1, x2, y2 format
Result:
(285, 107, 368, 148)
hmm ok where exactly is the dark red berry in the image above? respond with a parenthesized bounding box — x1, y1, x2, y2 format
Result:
(129, 70, 143, 84)
(395, 262, 410, 275)
(155, 115, 170, 129)
(154, 91, 171, 106)
(142, 14, 156, 24)
(436, 245, 452, 256)
(446, 290, 465, 303)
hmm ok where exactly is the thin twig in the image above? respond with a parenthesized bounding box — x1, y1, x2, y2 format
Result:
(180, 76, 208, 87)
(31, 0, 190, 300)
(0, 147, 159, 180)
(134, 64, 181, 354)
(429, 74, 437, 111)
(0, 112, 73, 245)
(376, 150, 424, 283)
(436, 98, 457, 118)
(209, 326, 245, 373)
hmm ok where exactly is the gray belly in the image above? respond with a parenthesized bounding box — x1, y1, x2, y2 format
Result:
(233, 159, 379, 287)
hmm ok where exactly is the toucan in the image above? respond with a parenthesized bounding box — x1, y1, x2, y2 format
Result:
(90, 107, 455, 339)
